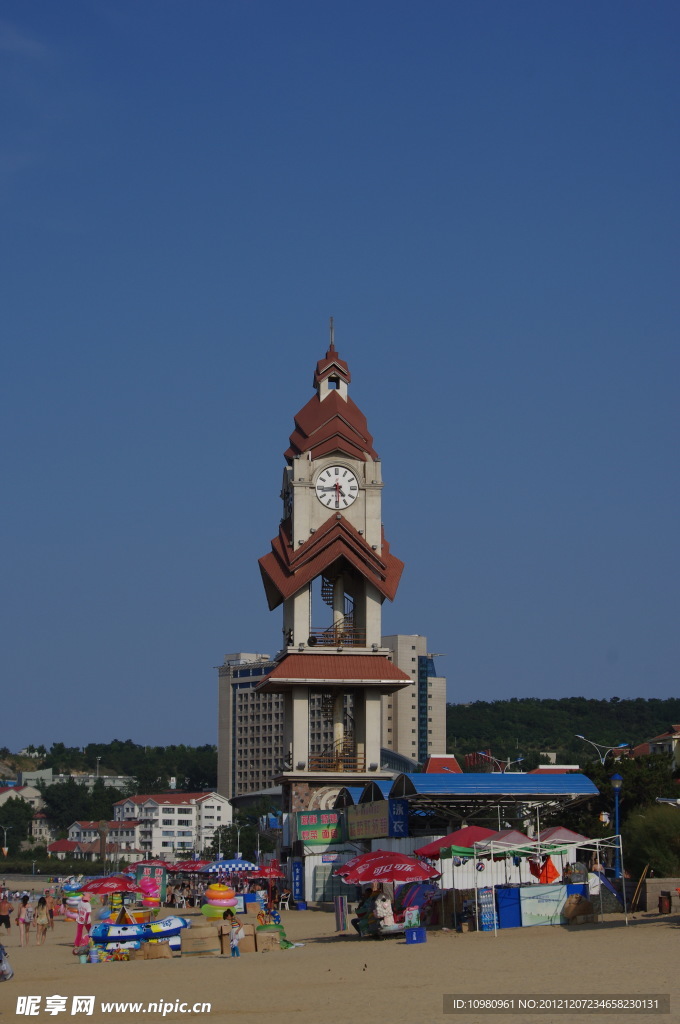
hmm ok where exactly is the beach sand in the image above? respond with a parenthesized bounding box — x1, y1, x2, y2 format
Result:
(1, 905, 677, 1023)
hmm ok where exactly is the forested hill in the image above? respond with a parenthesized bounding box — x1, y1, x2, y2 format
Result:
(446, 697, 680, 768)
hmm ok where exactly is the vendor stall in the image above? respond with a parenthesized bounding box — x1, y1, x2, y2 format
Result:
(470, 835, 627, 935)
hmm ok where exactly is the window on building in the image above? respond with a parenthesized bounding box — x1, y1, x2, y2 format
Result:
(162, 819, 173, 825)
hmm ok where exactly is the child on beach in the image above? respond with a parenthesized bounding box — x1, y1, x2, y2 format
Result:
(229, 921, 242, 958)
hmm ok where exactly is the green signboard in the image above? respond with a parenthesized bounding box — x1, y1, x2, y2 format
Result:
(295, 809, 345, 845)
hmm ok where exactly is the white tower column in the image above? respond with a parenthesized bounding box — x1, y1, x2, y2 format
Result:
(290, 686, 310, 769)
(363, 691, 382, 768)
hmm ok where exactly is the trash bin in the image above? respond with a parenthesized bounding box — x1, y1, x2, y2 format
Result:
(658, 892, 671, 914)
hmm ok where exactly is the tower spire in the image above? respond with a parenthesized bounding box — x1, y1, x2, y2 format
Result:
(329, 315, 335, 351)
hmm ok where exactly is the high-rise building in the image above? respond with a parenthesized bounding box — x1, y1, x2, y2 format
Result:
(217, 634, 446, 800)
(381, 635, 446, 762)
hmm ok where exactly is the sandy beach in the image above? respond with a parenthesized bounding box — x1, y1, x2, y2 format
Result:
(1, 899, 677, 1024)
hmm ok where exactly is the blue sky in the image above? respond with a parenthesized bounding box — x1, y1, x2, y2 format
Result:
(2, 1, 678, 749)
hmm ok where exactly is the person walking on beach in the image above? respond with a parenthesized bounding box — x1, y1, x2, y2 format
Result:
(73, 894, 91, 947)
(45, 892, 55, 930)
(16, 896, 32, 947)
(0, 894, 13, 938)
(34, 897, 49, 945)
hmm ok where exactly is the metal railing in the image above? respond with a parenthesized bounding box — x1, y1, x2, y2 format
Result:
(308, 750, 366, 772)
(307, 623, 366, 648)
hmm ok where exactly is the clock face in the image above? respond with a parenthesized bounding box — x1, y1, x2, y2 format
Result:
(315, 465, 359, 509)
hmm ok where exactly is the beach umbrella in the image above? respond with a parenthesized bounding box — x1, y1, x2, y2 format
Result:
(80, 876, 139, 895)
(173, 860, 211, 872)
(335, 850, 440, 886)
(245, 865, 284, 879)
(204, 859, 257, 873)
(134, 859, 169, 868)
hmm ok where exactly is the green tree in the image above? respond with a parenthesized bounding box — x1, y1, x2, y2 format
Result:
(624, 805, 680, 877)
(543, 754, 677, 838)
(208, 806, 277, 862)
(0, 796, 35, 854)
(38, 778, 94, 830)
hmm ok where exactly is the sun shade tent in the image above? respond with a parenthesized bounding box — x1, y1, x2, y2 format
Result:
(414, 826, 496, 859)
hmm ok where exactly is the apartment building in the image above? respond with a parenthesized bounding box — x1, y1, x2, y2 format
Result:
(217, 636, 446, 799)
(113, 791, 231, 859)
(381, 634, 447, 763)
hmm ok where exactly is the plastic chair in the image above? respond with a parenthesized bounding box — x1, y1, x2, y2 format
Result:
(279, 893, 291, 910)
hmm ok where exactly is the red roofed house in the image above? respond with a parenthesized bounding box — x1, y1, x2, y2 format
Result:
(113, 791, 231, 860)
(632, 725, 680, 769)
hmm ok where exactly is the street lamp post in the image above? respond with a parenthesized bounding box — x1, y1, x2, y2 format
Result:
(611, 773, 623, 879)
(234, 824, 243, 860)
(476, 752, 525, 773)
(476, 752, 505, 772)
(574, 735, 629, 765)
(96, 757, 101, 778)
(0, 825, 12, 853)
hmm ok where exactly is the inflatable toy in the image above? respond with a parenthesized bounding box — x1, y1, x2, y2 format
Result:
(90, 916, 190, 946)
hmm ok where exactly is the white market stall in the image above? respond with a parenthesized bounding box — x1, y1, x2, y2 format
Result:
(470, 834, 627, 935)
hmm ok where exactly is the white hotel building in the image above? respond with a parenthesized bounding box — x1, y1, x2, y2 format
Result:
(113, 791, 231, 859)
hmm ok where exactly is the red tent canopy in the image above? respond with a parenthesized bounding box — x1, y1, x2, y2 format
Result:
(414, 826, 496, 859)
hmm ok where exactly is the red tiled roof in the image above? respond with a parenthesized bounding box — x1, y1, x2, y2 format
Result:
(48, 839, 79, 853)
(285, 346, 378, 462)
(113, 792, 217, 807)
(315, 343, 351, 385)
(527, 768, 576, 774)
(259, 515, 403, 610)
(258, 653, 411, 687)
(648, 725, 680, 741)
(421, 756, 463, 774)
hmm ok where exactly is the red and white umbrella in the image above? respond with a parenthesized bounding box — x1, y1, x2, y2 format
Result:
(173, 860, 211, 872)
(246, 865, 285, 879)
(80, 876, 139, 895)
(134, 859, 169, 868)
(334, 850, 440, 885)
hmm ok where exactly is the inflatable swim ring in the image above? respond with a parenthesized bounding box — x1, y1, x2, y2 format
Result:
(206, 884, 235, 897)
(200, 903, 233, 919)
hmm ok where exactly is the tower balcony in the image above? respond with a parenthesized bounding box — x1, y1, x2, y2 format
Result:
(307, 622, 366, 648)
(308, 738, 366, 773)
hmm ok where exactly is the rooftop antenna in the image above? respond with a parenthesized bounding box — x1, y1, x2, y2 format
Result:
(329, 315, 335, 350)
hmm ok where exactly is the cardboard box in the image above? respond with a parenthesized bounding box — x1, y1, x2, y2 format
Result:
(562, 896, 593, 921)
(145, 942, 173, 959)
(256, 931, 281, 953)
(182, 930, 221, 957)
(246, 901, 262, 915)
(219, 923, 257, 955)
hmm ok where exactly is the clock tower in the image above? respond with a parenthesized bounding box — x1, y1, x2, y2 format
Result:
(257, 324, 411, 812)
